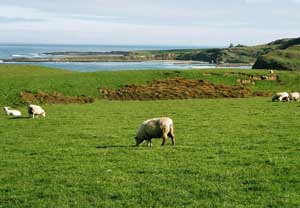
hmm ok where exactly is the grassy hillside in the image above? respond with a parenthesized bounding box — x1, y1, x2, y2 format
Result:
(1, 98, 300, 207)
(168, 38, 298, 64)
(1, 64, 300, 106)
(160, 45, 271, 64)
(253, 46, 300, 71)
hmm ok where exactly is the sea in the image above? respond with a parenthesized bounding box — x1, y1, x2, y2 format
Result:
(0, 44, 251, 72)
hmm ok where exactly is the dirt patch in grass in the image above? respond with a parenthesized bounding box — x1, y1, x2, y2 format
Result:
(100, 77, 268, 100)
(20, 91, 94, 104)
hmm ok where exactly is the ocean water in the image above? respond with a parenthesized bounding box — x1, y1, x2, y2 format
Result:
(0, 44, 204, 59)
(0, 44, 250, 71)
(7, 61, 222, 72)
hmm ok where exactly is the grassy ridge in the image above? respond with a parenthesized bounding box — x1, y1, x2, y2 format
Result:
(1, 64, 300, 106)
(253, 46, 300, 71)
(1, 98, 300, 207)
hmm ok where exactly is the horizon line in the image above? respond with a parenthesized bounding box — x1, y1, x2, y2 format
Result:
(0, 42, 226, 48)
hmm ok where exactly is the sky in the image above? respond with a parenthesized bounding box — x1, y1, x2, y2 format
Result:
(0, 0, 299, 46)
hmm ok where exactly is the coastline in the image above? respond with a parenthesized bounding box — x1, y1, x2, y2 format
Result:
(0, 45, 258, 71)
(1, 56, 252, 68)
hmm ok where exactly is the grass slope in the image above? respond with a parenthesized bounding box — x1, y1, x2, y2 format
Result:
(1, 64, 300, 106)
(1, 98, 300, 207)
(253, 46, 300, 71)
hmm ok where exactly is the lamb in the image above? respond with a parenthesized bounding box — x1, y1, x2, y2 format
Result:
(28, 104, 46, 118)
(135, 117, 175, 147)
(290, 92, 300, 101)
(272, 92, 290, 102)
(3, 107, 22, 117)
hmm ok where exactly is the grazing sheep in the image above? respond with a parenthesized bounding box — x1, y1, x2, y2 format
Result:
(135, 117, 175, 147)
(272, 92, 290, 102)
(28, 104, 46, 118)
(3, 107, 22, 117)
(290, 92, 300, 101)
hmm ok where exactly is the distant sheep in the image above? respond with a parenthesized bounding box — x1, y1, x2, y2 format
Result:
(290, 92, 300, 101)
(28, 104, 46, 118)
(3, 107, 22, 117)
(135, 117, 175, 146)
(272, 92, 290, 102)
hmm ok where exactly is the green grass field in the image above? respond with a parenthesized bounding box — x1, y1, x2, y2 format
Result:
(1, 99, 300, 207)
(1, 64, 300, 207)
(1, 64, 300, 106)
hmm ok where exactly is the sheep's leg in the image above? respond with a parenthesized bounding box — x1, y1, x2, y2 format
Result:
(136, 139, 144, 146)
(147, 140, 153, 147)
(161, 133, 168, 146)
(168, 132, 175, 146)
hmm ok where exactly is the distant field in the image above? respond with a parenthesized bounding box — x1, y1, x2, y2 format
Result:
(1, 64, 300, 106)
(1, 98, 300, 207)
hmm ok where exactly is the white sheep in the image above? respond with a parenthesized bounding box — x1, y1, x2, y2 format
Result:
(135, 117, 175, 146)
(290, 92, 300, 101)
(28, 104, 46, 118)
(272, 92, 290, 102)
(3, 107, 22, 117)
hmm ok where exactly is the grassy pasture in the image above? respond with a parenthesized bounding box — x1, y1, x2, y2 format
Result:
(1, 64, 300, 207)
(1, 98, 300, 207)
(1, 64, 300, 106)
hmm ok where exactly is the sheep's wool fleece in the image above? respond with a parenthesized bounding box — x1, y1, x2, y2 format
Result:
(137, 117, 172, 138)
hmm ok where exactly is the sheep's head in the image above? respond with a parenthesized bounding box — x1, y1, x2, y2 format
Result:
(272, 95, 279, 102)
(135, 136, 144, 146)
(41, 112, 46, 117)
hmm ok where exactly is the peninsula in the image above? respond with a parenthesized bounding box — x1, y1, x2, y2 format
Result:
(2, 37, 300, 71)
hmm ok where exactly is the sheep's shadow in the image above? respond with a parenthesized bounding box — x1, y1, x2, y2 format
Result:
(7, 116, 31, 119)
(96, 145, 135, 149)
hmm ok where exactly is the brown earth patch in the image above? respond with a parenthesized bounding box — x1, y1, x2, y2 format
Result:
(253, 91, 273, 97)
(20, 91, 94, 104)
(100, 78, 259, 101)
